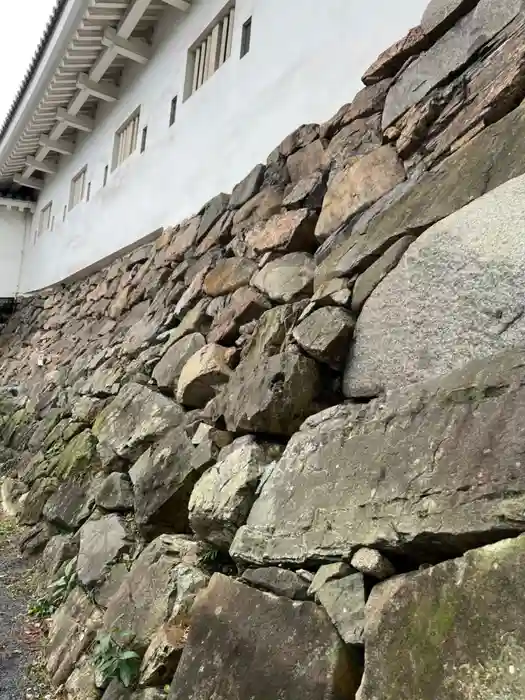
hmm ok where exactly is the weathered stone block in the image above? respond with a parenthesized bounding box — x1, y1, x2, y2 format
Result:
(168, 574, 362, 700)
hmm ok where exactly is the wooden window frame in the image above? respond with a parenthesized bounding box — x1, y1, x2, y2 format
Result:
(69, 166, 87, 211)
(112, 108, 141, 170)
(39, 201, 53, 233)
(184, 3, 235, 100)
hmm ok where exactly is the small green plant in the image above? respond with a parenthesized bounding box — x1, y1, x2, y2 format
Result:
(92, 631, 140, 688)
(28, 557, 78, 618)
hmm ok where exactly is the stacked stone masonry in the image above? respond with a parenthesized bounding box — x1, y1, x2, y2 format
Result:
(3, 0, 525, 697)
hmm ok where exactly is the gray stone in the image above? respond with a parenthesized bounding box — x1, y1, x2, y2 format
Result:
(358, 536, 525, 700)
(351, 548, 395, 580)
(421, 0, 483, 36)
(282, 171, 328, 211)
(198, 193, 230, 238)
(316, 573, 366, 646)
(383, 0, 524, 128)
(43, 481, 92, 531)
(176, 344, 232, 408)
(287, 140, 329, 182)
(308, 563, 354, 598)
(95, 472, 134, 512)
(241, 567, 309, 600)
(351, 235, 415, 313)
(231, 348, 525, 566)
(202, 257, 257, 297)
(103, 535, 202, 654)
(139, 564, 209, 686)
(314, 146, 406, 242)
(216, 351, 321, 436)
(152, 333, 206, 393)
(311, 278, 352, 307)
(18, 476, 57, 525)
(245, 209, 318, 257)
(189, 436, 281, 550)
(41, 534, 79, 585)
(229, 164, 265, 209)
(345, 172, 525, 398)
(292, 307, 354, 370)
(168, 574, 362, 700)
(46, 588, 103, 686)
(93, 382, 184, 463)
(129, 428, 198, 536)
(252, 252, 315, 303)
(77, 514, 132, 588)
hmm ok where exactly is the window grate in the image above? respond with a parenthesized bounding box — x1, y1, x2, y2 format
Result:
(39, 201, 52, 233)
(240, 17, 252, 58)
(69, 167, 86, 211)
(187, 4, 235, 97)
(113, 109, 140, 169)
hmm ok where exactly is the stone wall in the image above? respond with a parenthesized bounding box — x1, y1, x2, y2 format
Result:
(3, 1, 525, 698)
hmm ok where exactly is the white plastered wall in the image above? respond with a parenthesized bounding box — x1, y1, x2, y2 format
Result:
(0, 207, 28, 296)
(19, 0, 429, 293)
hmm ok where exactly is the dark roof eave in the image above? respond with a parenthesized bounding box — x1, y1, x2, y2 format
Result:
(0, 0, 68, 143)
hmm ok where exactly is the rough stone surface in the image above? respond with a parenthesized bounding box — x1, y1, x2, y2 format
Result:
(202, 257, 257, 297)
(93, 383, 183, 463)
(252, 253, 315, 303)
(129, 427, 197, 535)
(241, 567, 309, 600)
(316, 573, 366, 646)
(189, 436, 281, 550)
(229, 164, 265, 210)
(76, 515, 131, 588)
(152, 333, 205, 393)
(217, 350, 321, 436)
(382, 0, 524, 128)
(103, 535, 201, 654)
(292, 307, 354, 369)
(351, 235, 415, 313)
(350, 548, 395, 580)
(315, 146, 405, 242)
(168, 574, 362, 700)
(95, 472, 134, 512)
(346, 173, 525, 397)
(358, 535, 525, 700)
(176, 344, 232, 408)
(421, 0, 480, 35)
(232, 348, 525, 566)
(245, 209, 317, 257)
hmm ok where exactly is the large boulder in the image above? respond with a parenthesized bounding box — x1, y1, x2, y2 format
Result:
(46, 588, 103, 686)
(176, 344, 232, 408)
(151, 333, 206, 393)
(231, 348, 525, 566)
(292, 307, 355, 370)
(93, 382, 183, 463)
(189, 436, 282, 549)
(168, 574, 362, 700)
(382, 0, 524, 128)
(345, 172, 525, 398)
(358, 535, 525, 700)
(103, 535, 202, 654)
(216, 351, 321, 436)
(252, 253, 315, 303)
(314, 146, 405, 242)
(129, 428, 198, 536)
(77, 515, 133, 588)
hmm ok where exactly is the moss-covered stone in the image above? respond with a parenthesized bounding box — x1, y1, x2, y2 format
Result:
(359, 536, 525, 700)
(54, 430, 100, 480)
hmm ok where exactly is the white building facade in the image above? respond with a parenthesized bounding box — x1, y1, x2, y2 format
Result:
(0, 0, 429, 296)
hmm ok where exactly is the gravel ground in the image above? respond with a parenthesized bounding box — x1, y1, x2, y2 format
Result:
(0, 517, 51, 700)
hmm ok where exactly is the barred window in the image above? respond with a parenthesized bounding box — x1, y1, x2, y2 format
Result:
(186, 4, 235, 97)
(39, 201, 53, 233)
(113, 109, 140, 170)
(69, 167, 86, 211)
